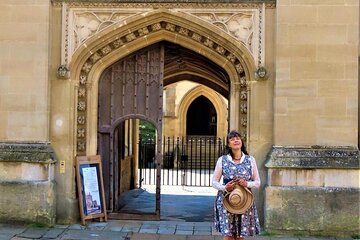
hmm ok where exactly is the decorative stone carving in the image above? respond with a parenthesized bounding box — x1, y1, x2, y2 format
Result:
(77, 101, 86, 111)
(60, 3, 268, 68)
(191, 32, 202, 42)
(57, 65, 70, 79)
(240, 76, 247, 87)
(216, 45, 225, 55)
(240, 102, 247, 114)
(166, 23, 176, 31)
(77, 115, 86, 125)
(77, 128, 85, 138)
(70, 17, 254, 155)
(126, 33, 136, 42)
(226, 53, 236, 63)
(235, 63, 244, 74)
(78, 88, 86, 98)
(101, 45, 112, 55)
(240, 131, 247, 140)
(79, 74, 87, 85)
(178, 27, 189, 36)
(112, 38, 124, 48)
(82, 62, 92, 73)
(240, 90, 247, 100)
(90, 52, 101, 63)
(73, 11, 137, 44)
(151, 23, 162, 31)
(77, 141, 85, 151)
(191, 12, 254, 50)
(138, 27, 149, 36)
(203, 39, 214, 48)
(241, 118, 247, 127)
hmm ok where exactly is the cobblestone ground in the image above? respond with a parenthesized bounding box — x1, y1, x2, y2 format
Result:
(0, 221, 355, 240)
(0, 187, 357, 240)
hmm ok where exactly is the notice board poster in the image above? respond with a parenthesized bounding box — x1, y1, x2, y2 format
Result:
(76, 155, 107, 225)
(80, 164, 102, 215)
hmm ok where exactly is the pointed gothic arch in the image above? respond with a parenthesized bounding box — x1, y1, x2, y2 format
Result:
(178, 85, 228, 139)
(68, 8, 254, 156)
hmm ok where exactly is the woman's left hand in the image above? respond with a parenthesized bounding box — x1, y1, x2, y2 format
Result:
(238, 178, 248, 187)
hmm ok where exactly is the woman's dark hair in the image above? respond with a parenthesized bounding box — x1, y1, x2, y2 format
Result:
(226, 130, 249, 157)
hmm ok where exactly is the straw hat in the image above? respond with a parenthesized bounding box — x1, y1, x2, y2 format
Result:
(223, 184, 253, 214)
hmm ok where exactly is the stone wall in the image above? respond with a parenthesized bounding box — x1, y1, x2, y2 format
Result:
(274, 0, 358, 146)
(270, 0, 359, 236)
(0, 1, 51, 141)
(265, 146, 360, 237)
(265, 186, 359, 237)
(0, 142, 57, 225)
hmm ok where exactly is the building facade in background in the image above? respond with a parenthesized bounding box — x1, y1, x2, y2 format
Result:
(0, 0, 358, 237)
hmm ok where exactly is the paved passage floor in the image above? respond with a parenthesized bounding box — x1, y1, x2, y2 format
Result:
(0, 220, 354, 240)
(118, 185, 217, 222)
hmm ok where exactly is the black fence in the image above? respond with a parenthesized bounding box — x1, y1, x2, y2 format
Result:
(138, 136, 226, 186)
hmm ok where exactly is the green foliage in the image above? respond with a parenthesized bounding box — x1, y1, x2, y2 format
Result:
(139, 120, 156, 142)
(352, 234, 360, 239)
(27, 222, 50, 228)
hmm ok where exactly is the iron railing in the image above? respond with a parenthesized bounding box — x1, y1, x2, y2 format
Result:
(138, 136, 226, 187)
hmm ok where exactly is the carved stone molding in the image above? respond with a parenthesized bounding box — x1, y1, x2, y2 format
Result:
(74, 19, 250, 154)
(61, 5, 259, 154)
(265, 146, 360, 169)
(0, 142, 57, 163)
(52, 1, 276, 8)
(189, 11, 257, 54)
(60, 3, 266, 67)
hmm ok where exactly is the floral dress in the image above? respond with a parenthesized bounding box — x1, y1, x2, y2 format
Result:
(213, 154, 260, 237)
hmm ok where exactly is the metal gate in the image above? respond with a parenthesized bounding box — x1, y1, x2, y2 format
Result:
(138, 136, 226, 187)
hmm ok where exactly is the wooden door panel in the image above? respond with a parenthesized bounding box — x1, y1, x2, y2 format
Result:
(98, 44, 164, 215)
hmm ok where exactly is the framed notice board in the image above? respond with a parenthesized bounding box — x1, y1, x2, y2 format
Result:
(76, 155, 107, 225)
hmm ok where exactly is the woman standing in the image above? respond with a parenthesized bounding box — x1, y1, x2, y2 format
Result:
(212, 130, 261, 240)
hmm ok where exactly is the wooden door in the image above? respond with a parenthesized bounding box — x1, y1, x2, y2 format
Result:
(98, 44, 164, 218)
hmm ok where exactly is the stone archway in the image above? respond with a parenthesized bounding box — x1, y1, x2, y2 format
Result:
(178, 85, 228, 139)
(69, 9, 255, 156)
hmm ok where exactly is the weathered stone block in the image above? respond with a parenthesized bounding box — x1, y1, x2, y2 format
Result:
(0, 142, 57, 225)
(265, 186, 360, 237)
(0, 181, 56, 225)
(265, 146, 360, 237)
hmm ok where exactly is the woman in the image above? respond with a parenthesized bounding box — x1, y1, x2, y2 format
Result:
(212, 130, 261, 240)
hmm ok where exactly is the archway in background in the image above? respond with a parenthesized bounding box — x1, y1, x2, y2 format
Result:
(186, 96, 217, 136)
(178, 85, 228, 139)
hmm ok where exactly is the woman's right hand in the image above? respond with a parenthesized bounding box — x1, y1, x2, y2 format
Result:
(225, 180, 236, 192)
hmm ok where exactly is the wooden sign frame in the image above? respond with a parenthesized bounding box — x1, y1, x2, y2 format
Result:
(76, 155, 107, 225)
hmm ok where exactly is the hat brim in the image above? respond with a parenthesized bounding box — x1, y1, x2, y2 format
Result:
(223, 184, 253, 214)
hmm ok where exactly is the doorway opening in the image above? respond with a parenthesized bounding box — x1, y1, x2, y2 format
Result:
(114, 119, 157, 216)
(97, 41, 231, 220)
(186, 95, 217, 136)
